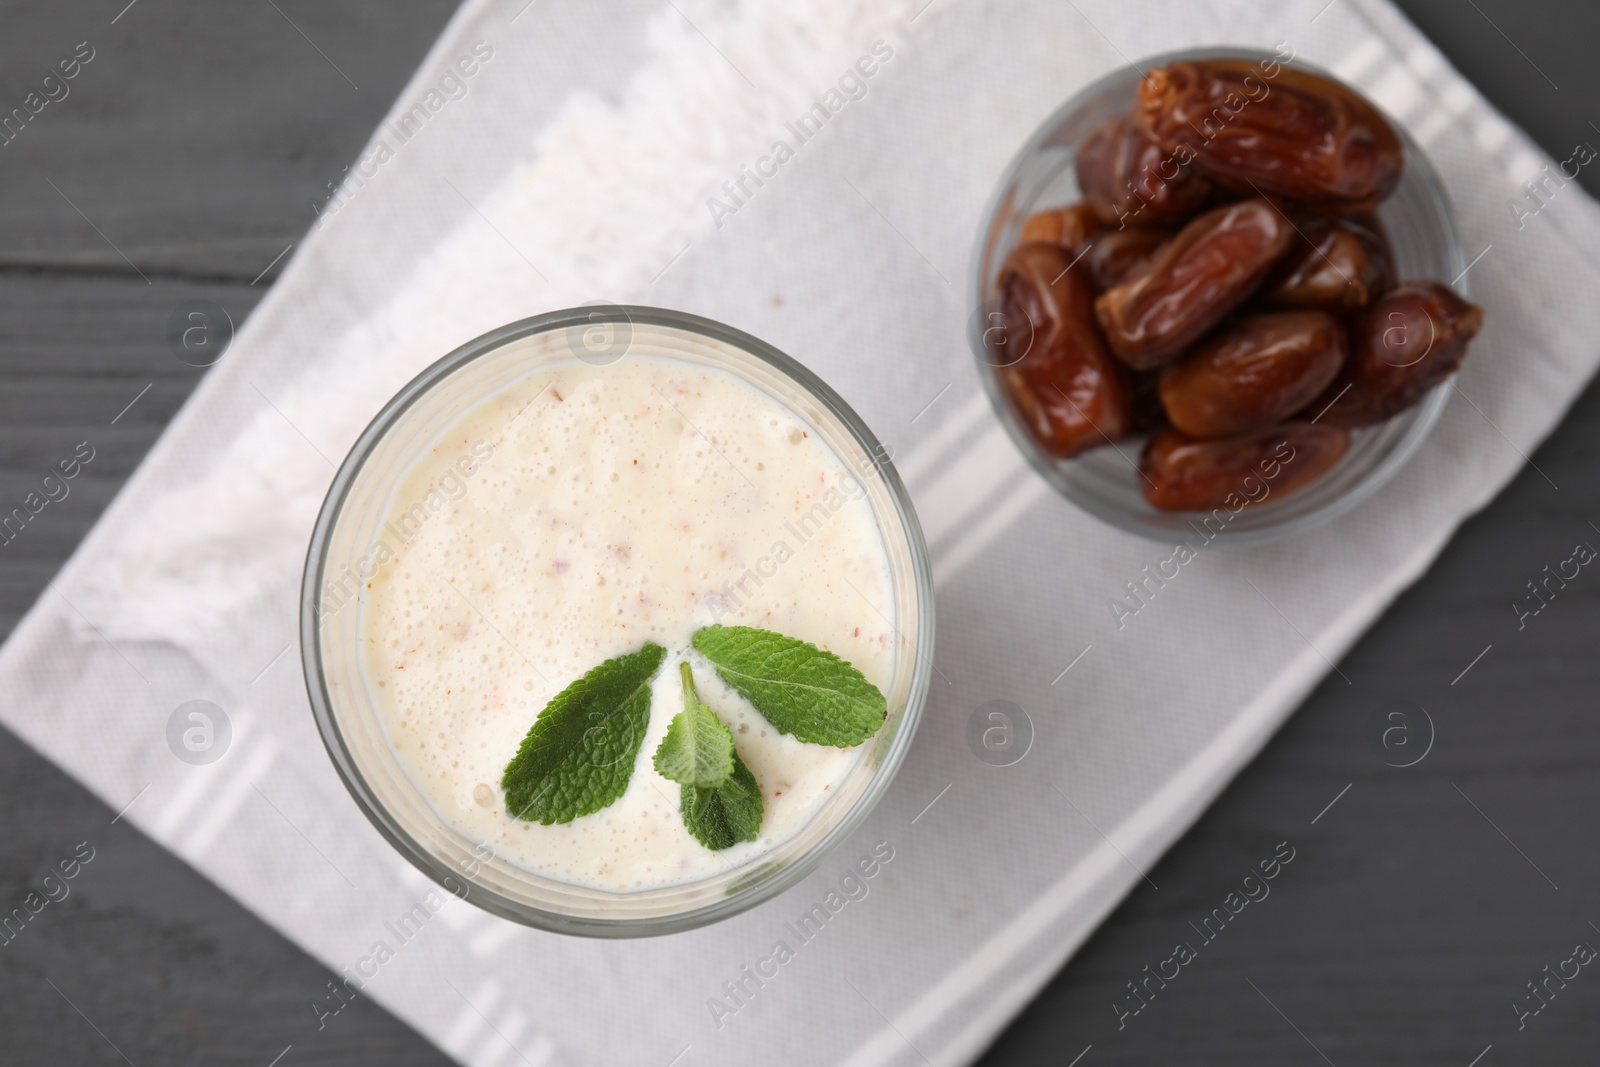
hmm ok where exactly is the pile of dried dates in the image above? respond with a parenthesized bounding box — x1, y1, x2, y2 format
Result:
(989, 57, 1484, 513)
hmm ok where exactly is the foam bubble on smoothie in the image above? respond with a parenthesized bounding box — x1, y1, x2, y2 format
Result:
(360, 356, 895, 890)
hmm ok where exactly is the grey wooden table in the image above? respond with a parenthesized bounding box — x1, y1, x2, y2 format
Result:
(1, 2, 1595, 1065)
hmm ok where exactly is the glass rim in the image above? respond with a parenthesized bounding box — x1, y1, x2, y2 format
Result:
(300, 305, 936, 937)
(966, 45, 1466, 546)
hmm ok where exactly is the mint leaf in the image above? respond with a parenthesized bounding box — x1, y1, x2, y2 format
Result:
(691, 625, 887, 747)
(655, 661, 762, 849)
(501, 643, 665, 824)
(680, 748, 763, 850)
(653, 662, 735, 788)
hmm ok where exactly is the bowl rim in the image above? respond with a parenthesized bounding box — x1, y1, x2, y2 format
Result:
(966, 45, 1466, 546)
(300, 304, 936, 937)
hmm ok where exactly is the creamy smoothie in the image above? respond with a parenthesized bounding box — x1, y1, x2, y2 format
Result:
(357, 355, 897, 891)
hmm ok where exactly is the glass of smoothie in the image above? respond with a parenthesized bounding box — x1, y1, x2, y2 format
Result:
(302, 306, 933, 936)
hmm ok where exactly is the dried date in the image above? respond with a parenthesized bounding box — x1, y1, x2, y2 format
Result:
(1159, 310, 1346, 438)
(993, 242, 1132, 457)
(1141, 421, 1350, 511)
(1268, 214, 1395, 313)
(1093, 198, 1293, 370)
(1076, 117, 1214, 225)
(1019, 202, 1106, 253)
(1086, 226, 1171, 292)
(1136, 58, 1404, 206)
(1312, 281, 1483, 427)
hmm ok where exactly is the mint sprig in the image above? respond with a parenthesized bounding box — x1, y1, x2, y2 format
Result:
(501, 642, 665, 825)
(653, 662, 735, 789)
(497, 626, 886, 851)
(691, 625, 887, 747)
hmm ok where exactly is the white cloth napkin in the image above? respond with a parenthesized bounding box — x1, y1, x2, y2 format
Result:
(7, 0, 1600, 1064)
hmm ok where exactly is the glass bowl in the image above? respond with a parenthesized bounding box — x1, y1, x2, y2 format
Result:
(968, 47, 1467, 544)
(301, 306, 934, 937)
